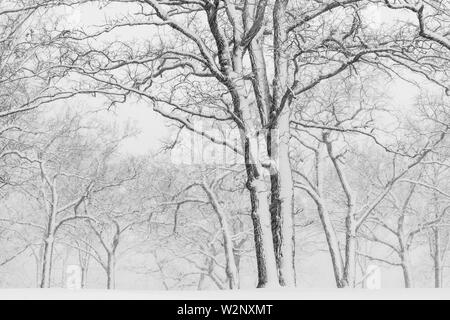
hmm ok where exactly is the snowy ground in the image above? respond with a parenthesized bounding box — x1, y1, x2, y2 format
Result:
(0, 289, 449, 300)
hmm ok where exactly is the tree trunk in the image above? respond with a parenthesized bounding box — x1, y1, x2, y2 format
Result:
(40, 176, 57, 289)
(433, 227, 442, 288)
(401, 253, 414, 288)
(79, 251, 90, 289)
(341, 217, 356, 288)
(197, 273, 206, 290)
(316, 204, 345, 288)
(106, 253, 116, 290)
(246, 155, 280, 288)
(269, 111, 295, 287)
(81, 266, 88, 289)
(40, 235, 55, 288)
(232, 68, 280, 287)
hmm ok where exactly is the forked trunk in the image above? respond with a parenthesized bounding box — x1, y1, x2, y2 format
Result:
(247, 176, 280, 287)
(245, 137, 280, 288)
(233, 71, 280, 287)
(269, 0, 296, 287)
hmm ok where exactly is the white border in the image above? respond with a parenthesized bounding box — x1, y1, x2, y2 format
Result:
(0, 289, 449, 300)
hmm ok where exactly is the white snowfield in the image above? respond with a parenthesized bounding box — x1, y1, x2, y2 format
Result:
(0, 289, 449, 300)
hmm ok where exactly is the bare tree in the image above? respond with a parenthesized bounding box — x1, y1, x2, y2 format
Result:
(291, 78, 448, 287)
(0, 111, 134, 287)
(163, 169, 244, 289)
(0, 1, 82, 118)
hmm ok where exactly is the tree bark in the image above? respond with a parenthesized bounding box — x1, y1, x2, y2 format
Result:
(433, 227, 442, 288)
(246, 166, 280, 288)
(401, 252, 414, 288)
(231, 67, 280, 287)
(40, 208, 56, 289)
(341, 217, 356, 288)
(269, 111, 295, 287)
(244, 132, 280, 287)
(269, 0, 296, 287)
(317, 204, 345, 287)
